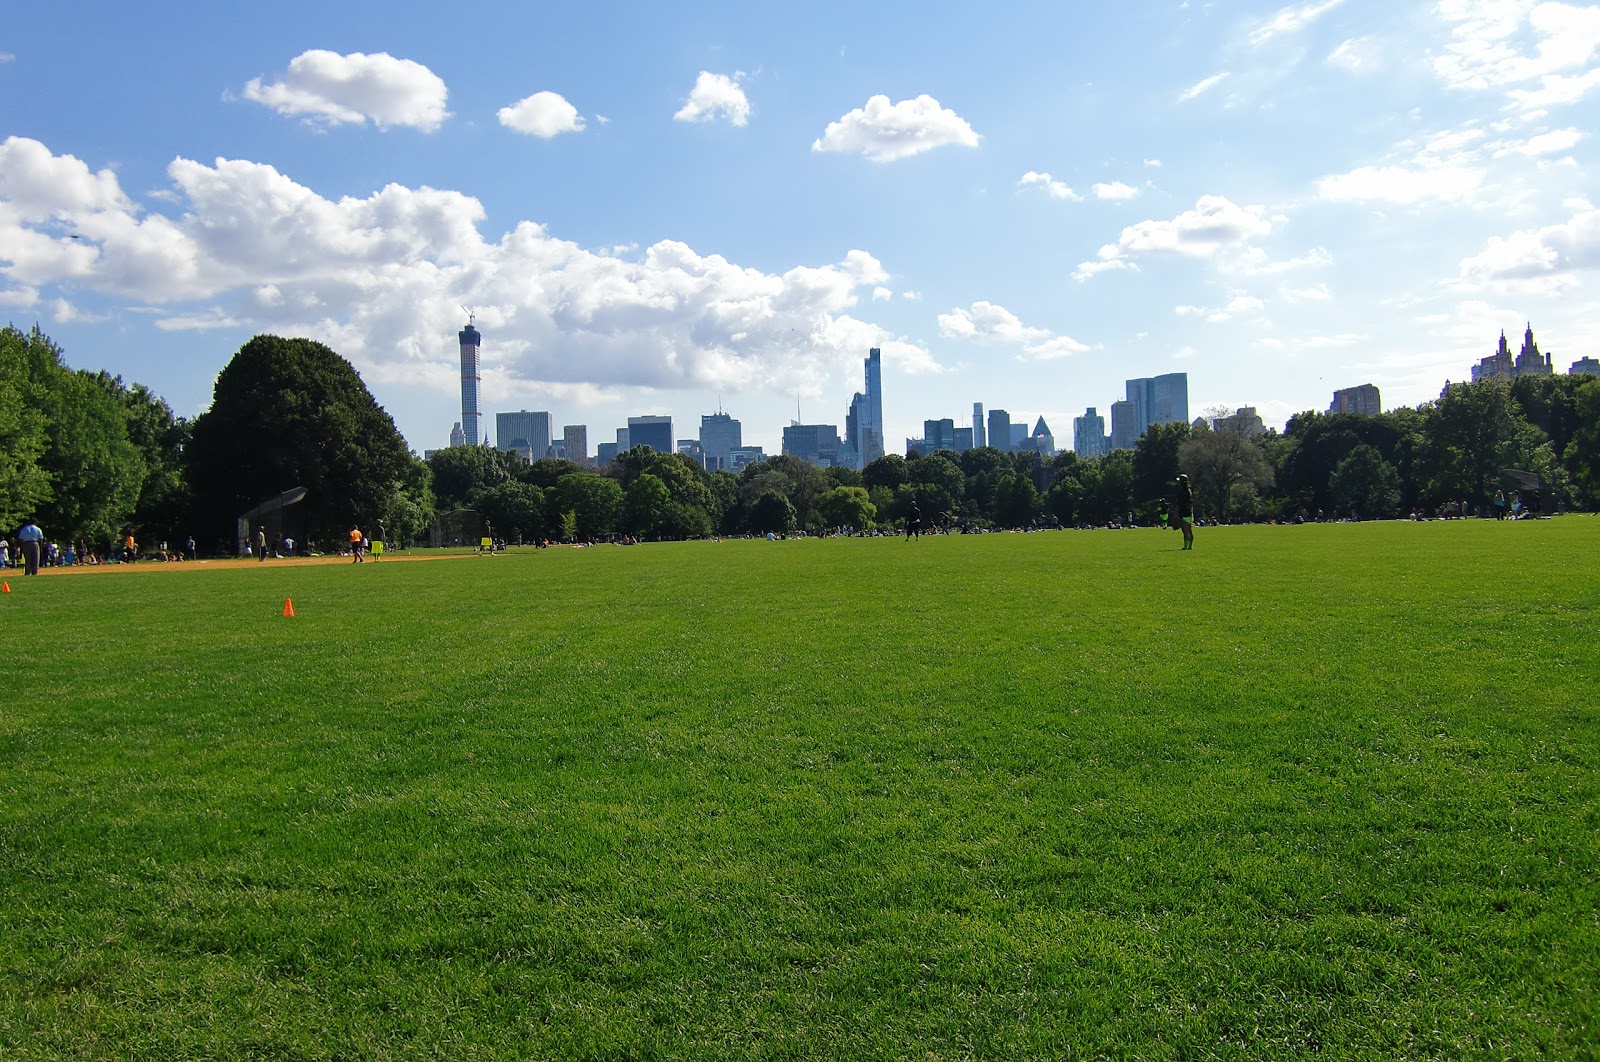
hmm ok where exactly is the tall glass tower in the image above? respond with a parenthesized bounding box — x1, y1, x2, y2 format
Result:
(861, 347, 884, 465)
(458, 316, 482, 447)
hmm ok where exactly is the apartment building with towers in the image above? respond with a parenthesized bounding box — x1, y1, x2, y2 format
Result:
(458, 315, 482, 446)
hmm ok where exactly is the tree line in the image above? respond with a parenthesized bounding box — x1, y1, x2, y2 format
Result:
(5, 326, 1598, 553)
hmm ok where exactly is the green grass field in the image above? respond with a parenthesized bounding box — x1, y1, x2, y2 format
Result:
(2, 521, 1596, 1059)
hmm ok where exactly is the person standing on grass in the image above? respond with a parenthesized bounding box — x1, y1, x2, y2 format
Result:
(348, 525, 364, 563)
(1173, 474, 1194, 551)
(18, 517, 44, 576)
(255, 526, 268, 563)
(905, 501, 922, 541)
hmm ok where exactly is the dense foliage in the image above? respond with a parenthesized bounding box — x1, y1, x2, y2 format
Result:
(186, 335, 418, 550)
(4, 323, 1598, 550)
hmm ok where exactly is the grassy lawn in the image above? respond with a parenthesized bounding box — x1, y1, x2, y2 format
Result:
(2, 520, 1596, 1059)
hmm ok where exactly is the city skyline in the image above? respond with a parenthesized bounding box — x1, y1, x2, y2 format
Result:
(6, 3, 1598, 459)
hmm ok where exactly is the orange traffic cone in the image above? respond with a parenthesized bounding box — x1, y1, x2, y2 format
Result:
(1, 581, 10, 593)
(282, 597, 295, 618)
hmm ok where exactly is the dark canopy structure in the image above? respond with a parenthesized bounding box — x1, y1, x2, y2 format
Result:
(237, 486, 308, 556)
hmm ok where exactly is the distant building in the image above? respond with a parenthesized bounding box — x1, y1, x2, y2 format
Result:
(1028, 416, 1055, 456)
(563, 425, 588, 467)
(1073, 407, 1108, 458)
(1329, 384, 1382, 415)
(1570, 356, 1599, 376)
(677, 439, 705, 468)
(628, 416, 672, 453)
(843, 348, 885, 470)
(1473, 324, 1552, 382)
(457, 317, 482, 449)
(728, 446, 766, 471)
(616, 427, 631, 451)
(1108, 399, 1138, 451)
(596, 442, 619, 466)
(782, 423, 843, 466)
(497, 410, 553, 462)
(987, 408, 1012, 453)
(972, 403, 987, 449)
(700, 412, 742, 472)
(1212, 406, 1265, 436)
(953, 426, 973, 451)
(449, 421, 466, 448)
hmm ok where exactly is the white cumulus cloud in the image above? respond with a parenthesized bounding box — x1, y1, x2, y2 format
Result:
(241, 50, 450, 131)
(1458, 204, 1600, 291)
(812, 94, 981, 163)
(1019, 171, 1081, 200)
(498, 92, 585, 138)
(673, 71, 751, 126)
(1093, 181, 1140, 201)
(1075, 195, 1273, 280)
(0, 137, 939, 405)
(937, 300, 1087, 360)
(1315, 161, 1484, 204)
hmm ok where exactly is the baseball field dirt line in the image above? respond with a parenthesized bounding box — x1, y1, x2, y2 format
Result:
(22, 549, 516, 575)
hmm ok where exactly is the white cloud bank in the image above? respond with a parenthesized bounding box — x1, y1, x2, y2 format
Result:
(1458, 203, 1600, 293)
(0, 136, 938, 401)
(812, 95, 981, 162)
(1433, 0, 1600, 116)
(498, 92, 585, 138)
(1075, 195, 1273, 280)
(673, 71, 751, 126)
(241, 50, 450, 131)
(937, 301, 1087, 360)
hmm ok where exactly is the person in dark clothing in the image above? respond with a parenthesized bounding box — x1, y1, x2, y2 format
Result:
(1174, 474, 1194, 551)
(905, 501, 922, 541)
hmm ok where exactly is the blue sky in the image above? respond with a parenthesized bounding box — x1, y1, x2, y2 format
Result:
(3, 0, 1598, 456)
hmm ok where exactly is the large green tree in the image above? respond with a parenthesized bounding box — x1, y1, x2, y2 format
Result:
(551, 472, 622, 540)
(427, 445, 515, 510)
(1329, 444, 1402, 519)
(1418, 381, 1545, 508)
(1565, 378, 1600, 508)
(1132, 421, 1191, 515)
(818, 485, 876, 531)
(0, 326, 53, 530)
(117, 379, 191, 545)
(1179, 424, 1273, 523)
(186, 335, 411, 548)
(36, 367, 145, 543)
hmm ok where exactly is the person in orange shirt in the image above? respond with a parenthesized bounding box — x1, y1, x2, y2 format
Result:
(348, 526, 364, 563)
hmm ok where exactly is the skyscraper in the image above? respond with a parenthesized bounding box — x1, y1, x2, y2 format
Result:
(563, 425, 589, 466)
(700, 412, 742, 471)
(783, 423, 843, 466)
(1073, 407, 1107, 458)
(496, 410, 552, 461)
(844, 347, 885, 467)
(1122, 372, 1189, 442)
(458, 316, 482, 448)
(987, 408, 1012, 453)
(449, 422, 466, 448)
(973, 403, 986, 449)
(1029, 417, 1055, 456)
(628, 415, 673, 453)
(1108, 399, 1137, 451)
